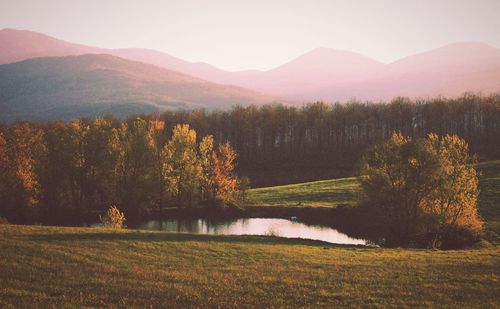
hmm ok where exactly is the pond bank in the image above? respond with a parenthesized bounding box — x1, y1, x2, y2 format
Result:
(154, 205, 353, 223)
(133, 217, 368, 245)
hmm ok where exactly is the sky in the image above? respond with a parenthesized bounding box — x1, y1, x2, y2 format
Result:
(1, 0, 499, 71)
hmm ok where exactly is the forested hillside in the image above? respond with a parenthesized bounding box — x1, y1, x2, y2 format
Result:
(0, 54, 278, 121)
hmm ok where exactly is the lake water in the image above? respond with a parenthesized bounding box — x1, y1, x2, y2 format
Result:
(133, 218, 368, 245)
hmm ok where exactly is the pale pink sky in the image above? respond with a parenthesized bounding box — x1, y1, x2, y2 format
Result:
(1, 0, 499, 71)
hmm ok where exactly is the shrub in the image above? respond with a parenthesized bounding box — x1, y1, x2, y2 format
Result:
(99, 206, 126, 229)
(415, 223, 482, 249)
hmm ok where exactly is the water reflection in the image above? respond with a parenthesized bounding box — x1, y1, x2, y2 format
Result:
(135, 218, 367, 245)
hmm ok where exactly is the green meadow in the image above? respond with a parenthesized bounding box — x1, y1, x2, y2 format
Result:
(247, 177, 361, 208)
(476, 160, 500, 240)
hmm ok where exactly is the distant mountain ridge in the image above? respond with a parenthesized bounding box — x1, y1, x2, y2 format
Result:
(0, 54, 277, 121)
(0, 28, 233, 83)
(1, 28, 500, 106)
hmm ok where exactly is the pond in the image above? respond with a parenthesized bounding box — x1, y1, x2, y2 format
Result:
(132, 218, 368, 245)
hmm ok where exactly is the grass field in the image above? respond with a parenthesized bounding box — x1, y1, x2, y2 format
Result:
(248, 177, 360, 208)
(0, 224, 499, 308)
(476, 160, 500, 240)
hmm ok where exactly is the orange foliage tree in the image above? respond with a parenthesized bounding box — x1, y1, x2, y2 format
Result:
(0, 124, 45, 223)
(211, 142, 239, 206)
(360, 132, 483, 248)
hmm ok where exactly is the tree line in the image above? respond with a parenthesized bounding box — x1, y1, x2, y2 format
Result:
(0, 93, 498, 226)
(145, 93, 499, 186)
(0, 119, 242, 225)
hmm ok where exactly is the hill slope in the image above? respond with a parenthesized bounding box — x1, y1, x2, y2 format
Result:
(248, 177, 360, 208)
(0, 54, 277, 121)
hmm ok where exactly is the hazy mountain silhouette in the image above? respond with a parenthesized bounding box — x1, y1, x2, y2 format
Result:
(229, 48, 385, 100)
(296, 42, 500, 101)
(0, 28, 234, 82)
(0, 54, 277, 121)
(0, 28, 100, 63)
(379, 42, 500, 98)
(1, 28, 499, 105)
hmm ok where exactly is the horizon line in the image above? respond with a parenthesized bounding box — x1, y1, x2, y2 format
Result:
(2, 27, 499, 73)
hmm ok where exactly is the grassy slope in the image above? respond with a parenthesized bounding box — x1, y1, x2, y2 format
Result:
(476, 160, 500, 240)
(248, 161, 500, 236)
(0, 224, 499, 308)
(248, 177, 360, 208)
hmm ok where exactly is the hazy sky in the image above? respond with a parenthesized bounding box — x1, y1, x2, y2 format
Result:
(1, 0, 499, 71)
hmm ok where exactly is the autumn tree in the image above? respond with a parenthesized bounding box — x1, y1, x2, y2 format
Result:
(360, 132, 483, 248)
(211, 142, 239, 206)
(147, 118, 168, 219)
(163, 124, 201, 207)
(37, 122, 77, 224)
(199, 135, 215, 204)
(116, 118, 155, 220)
(65, 119, 91, 221)
(198, 136, 240, 206)
(0, 124, 45, 223)
(360, 133, 440, 245)
(420, 134, 483, 247)
(84, 118, 121, 217)
(53, 118, 121, 223)
(0, 132, 9, 220)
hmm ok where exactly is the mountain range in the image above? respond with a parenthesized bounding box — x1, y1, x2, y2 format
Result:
(1, 28, 499, 120)
(0, 54, 276, 121)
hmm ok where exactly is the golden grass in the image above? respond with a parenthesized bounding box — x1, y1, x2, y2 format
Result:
(0, 224, 499, 308)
